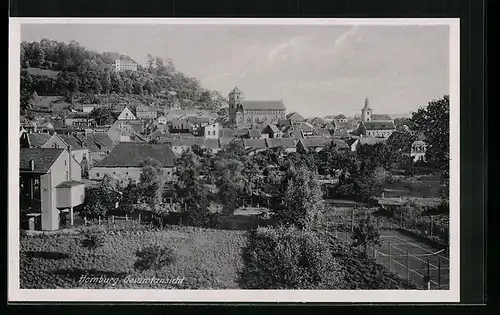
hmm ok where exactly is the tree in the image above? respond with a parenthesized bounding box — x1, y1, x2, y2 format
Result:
(411, 95, 449, 170)
(274, 166, 323, 229)
(174, 151, 210, 226)
(351, 214, 382, 253)
(81, 175, 121, 219)
(139, 158, 167, 227)
(89, 107, 114, 126)
(215, 158, 245, 215)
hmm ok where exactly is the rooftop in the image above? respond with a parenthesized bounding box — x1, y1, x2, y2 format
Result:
(20, 148, 65, 173)
(94, 143, 175, 168)
(241, 100, 286, 111)
(363, 121, 396, 130)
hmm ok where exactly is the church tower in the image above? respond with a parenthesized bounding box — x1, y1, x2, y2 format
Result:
(228, 87, 244, 125)
(361, 97, 372, 122)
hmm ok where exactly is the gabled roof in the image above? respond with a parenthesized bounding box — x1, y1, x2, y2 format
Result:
(241, 100, 286, 110)
(298, 122, 315, 132)
(286, 112, 304, 122)
(243, 139, 267, 149)
(277, 119, 291, 129)
(247, 129, 262, 138)
(363, 121, 396, 130)
(204, 139, 221, 149)
(266, 138, 295, 148)
(171, 138, 206, 147)
(220, 137, 239, 147)
(94, 143, 175, 168)
(26, 133, 52, 147)
(55, 180, 85, 188)
(263, 124, 280, 134)
(58, 134, 85, 150)
(300, 137, 329, 148)
(308, 117, 326, 127)
(220, 128, 234, 138)
(20, 148, 65, 173)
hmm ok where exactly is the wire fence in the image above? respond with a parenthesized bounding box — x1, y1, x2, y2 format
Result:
(334, 230, 449, 290)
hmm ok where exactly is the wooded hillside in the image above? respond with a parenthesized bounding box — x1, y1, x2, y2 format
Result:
(20, 39, 228, 115)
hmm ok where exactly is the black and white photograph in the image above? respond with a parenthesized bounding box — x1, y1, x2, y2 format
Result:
(9, 18, 460, 302)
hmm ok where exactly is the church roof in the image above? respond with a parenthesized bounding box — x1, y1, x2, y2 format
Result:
(241, 100, 286, 110)
(363, 121, 396, 130)
(371, 114, 393, 121)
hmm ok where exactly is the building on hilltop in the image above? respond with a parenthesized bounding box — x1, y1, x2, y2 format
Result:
(114, 60, 137, 72)
(228, 87, 286, 128)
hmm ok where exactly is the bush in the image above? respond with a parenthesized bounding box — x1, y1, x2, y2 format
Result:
(351, 215, 382, 251)
(134, 244, 176, 271)
(240, 226, 341, 289)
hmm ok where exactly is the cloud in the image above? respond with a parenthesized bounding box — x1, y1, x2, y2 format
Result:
(326, 25, 361, 57)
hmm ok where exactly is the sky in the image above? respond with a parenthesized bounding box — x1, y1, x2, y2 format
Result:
(21, 23, 450, 118)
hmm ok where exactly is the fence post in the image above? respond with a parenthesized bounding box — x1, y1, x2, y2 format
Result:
(388, 241, 392, 272)
(112, 215, 115, 223)
(351, 208, 355, 233)
(126, 214, 128, 221)
(98, 216, 101, 226)
(430, 216, 434, 236)
(138, 213, 141, 223)
(438, 257, 441, 289)
(84, 216, 87, 225)
(406, 250, 410, 280)
(427, 259, 431, 290)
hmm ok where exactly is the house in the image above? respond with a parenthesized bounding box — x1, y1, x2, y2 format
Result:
(242, 139, 268, 155)
(58, 134, 91, 176)
(296, 137, 330, 153)
(89, 143, 175, 182)
(117, 106, 137, 120)
(204, 122, 220, 139)
(149, 129, 172, 143)
(286, 112, 305, 125)
(64, 112, 96, 128)
(277, 118, 292, 131)
(308, 117, 327, 128)
(228, 87, 286, 127)
(20, 148, 84, 231)
(220, 137, 240, 149)
(244, 129, 263, 139)
(333, 114, 348, 123)
(157, 115, 167, 125)
(266, 138, 297, 153)
(136, 105, 158, 120)
(188, 116, 211, 136)
(82, 104, 98, 113)
(357, 121, 396, 138)
(107, 120, 146, 143)
(261, 123, 283, 139)
(171, 118, 190, 133)
(114, 59, 137, 72)
(78, 131, 116, 165)
(284, 129, 304, 140)
(170, 138, 206, 155)
(410, 140, 427, 162)
(298, 122, 315, 137)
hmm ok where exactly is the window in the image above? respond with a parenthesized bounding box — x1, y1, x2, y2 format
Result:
(32, 178, 40, 200)
(64, 160, 67, 166)
(65, 171, 69, 180)
(96, 173, 100, 178)
(212, 130, 216, 136)
(113, 172, 116, 175)
(83, 153, 87, 159)
(125, 172, 129, 175)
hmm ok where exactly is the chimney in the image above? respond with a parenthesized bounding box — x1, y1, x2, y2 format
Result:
(67, 145, 72, 180)
(29, 160, 35, 171)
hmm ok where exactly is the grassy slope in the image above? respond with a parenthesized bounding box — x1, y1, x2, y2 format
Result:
(20, 227, 246, 289)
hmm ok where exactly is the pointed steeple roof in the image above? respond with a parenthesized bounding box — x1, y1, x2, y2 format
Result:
(363, 97, 371, 110)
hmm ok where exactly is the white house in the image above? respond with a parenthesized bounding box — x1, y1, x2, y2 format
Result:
(83, 104, 98, 113)
(117, 106, 137, 120)
(157, 115, 167, 125)
(204, 122, 220, 139)
(410, 140, 427, 162)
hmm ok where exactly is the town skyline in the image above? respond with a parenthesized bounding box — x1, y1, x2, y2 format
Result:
(21, 23, 449, 118)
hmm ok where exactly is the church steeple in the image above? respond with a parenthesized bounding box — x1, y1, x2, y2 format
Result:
(361, 97, 372, 122)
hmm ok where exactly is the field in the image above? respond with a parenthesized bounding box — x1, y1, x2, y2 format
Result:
(20, 226, 247, 289)
(383, 174, 441, 198)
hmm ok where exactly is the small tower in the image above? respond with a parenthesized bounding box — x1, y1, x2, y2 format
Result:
(361, 97, 372, 122)
(228, 87, 244, 125)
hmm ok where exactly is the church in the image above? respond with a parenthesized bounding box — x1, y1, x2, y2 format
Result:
(228, 87, 287, 128)
(356, 97, 396, 138)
